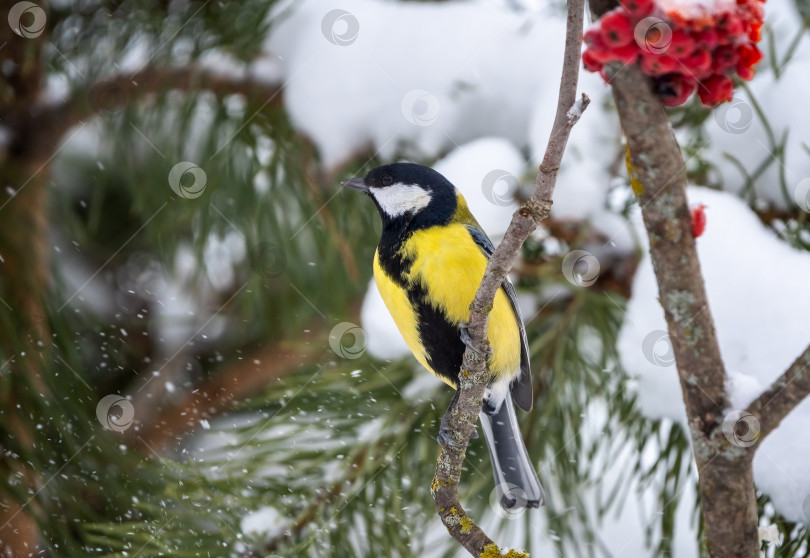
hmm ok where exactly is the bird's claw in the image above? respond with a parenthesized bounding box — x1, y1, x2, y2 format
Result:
(436, 416, 478, 447)
(459, 322, 494, 355)
(437, 428, 465, 448)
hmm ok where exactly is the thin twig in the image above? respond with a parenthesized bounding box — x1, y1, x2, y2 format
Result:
(431, 0, 589, 554)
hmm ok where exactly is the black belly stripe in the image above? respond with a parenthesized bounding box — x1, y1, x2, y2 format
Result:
(407, 283, 465, 388)
(376, 223, 472, 389)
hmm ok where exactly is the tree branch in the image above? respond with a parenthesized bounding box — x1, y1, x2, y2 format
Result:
(607, 62, 728, 435)
(431, 0, 589, 554)
(594, 9, 810, 551)
(130, 330, 323, 452)
(602, 53, 755, 558)
(747, 343, 810, 443)
(27, 66, 284, 160)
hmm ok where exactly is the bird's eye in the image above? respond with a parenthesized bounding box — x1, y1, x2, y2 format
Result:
(381, 174, 393, 186)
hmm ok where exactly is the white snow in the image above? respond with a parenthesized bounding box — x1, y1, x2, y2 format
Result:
(240, 506, 287, 538)
(432, 136, 524, 235)
(266, 0, 569, 169)
(656, 0, 736, 18)
(265, 0, 632, 245)
(361, 279, 411, 361)
(701, 0, 810, 210)
(198, 50, 285, 85)
(565, 97, 586, 123)
(618, 186, 810, 523)
(526, 69, 637, 252)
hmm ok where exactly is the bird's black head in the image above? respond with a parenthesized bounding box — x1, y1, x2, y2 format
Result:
(343, 163, 458, 230)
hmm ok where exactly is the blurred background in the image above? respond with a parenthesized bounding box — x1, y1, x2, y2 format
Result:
(1, 0, 810, 556)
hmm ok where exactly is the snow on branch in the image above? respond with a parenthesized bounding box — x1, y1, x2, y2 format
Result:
(430, 0, 589, 555)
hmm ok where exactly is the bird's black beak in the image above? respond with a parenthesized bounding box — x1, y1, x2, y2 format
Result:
(342, 177, 369, 193)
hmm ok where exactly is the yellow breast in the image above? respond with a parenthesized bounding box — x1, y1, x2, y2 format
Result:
(373, 223, 521, 386)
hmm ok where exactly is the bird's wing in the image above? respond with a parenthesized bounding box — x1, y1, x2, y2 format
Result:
(465, 225, 533, 412)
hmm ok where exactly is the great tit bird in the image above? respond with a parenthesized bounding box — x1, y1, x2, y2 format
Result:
(344, 163, 544, 509)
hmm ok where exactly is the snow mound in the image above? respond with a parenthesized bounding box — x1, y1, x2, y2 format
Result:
(432, 136, 524, 235)
(267, 0, 566, 168)
(701, 0, 810, 209)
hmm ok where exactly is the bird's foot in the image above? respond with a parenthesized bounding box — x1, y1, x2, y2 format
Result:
(436, 415, 478, 447)
(458, 322, 494, 355)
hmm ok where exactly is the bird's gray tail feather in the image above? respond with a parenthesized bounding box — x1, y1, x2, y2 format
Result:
(480, 391, 544, 509)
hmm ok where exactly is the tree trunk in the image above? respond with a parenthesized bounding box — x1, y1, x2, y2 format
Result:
(0, 9, 50, 555)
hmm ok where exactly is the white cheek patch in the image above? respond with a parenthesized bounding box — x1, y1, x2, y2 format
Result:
(371, 182, 432, 218)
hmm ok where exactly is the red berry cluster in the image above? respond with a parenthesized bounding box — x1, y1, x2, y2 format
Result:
(583, 0, 764, 107)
